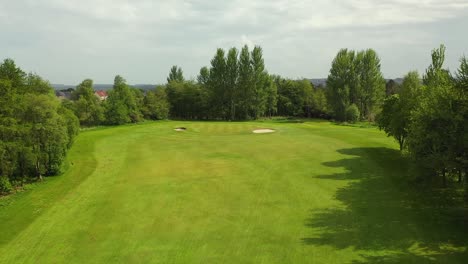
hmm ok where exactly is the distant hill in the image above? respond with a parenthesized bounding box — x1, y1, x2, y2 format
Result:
(52, 84, 157, 91)
(309, 78, 403, 88)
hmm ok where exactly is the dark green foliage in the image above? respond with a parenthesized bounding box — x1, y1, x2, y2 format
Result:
(166, 81, 209, 119)
(167, 66, 184, 83)
(71, 79, 104, 126)
(142, 87, 170, 120)
(377, 71, 422, 150)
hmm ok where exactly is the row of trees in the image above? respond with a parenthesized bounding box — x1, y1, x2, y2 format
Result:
(0, 59, 79, 193)
(65, 76, 169, 127)
(167, 45, 328, 120)
(378, 45, 467, 186)
(326, 49, 386, 122)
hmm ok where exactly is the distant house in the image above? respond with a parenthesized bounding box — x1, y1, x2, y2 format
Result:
(55, 90, 72, 100)
(94, 90, 108, 101)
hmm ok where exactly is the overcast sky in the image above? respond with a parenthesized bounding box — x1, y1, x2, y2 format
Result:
(1, 0, 468, 84)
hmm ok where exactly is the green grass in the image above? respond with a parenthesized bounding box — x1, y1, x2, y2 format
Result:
(0, 120, 467, 263)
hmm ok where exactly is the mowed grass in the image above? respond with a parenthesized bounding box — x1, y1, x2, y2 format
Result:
(0, 120, 467, 263)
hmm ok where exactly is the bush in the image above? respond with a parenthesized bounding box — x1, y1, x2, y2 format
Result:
(346, 104, 360, 123)
(0, 176, 12, 194)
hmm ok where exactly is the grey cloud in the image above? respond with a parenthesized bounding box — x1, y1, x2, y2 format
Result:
(0, 0, 467, 84)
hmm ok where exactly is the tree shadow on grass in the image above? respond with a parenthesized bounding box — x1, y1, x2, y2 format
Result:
(303, 148, 468, 263)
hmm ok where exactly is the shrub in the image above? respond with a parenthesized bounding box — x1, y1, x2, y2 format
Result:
(346, 104, 360, 123)
(0, 176, 12, 194)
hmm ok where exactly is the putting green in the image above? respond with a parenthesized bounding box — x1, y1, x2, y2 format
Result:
(0, 120, 466, 263)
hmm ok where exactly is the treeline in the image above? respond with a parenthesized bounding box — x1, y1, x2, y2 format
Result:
(326, 49, 386, 122)
(377, 45, 468, 186)
(0, 59, 79, 193)
(166, 45, 328, 120)
(64, 76, 169, 127)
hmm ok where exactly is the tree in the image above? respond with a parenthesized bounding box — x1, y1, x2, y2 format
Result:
(105, 75, 141, 125)
(327, 48, 385, 121)
(208, 48, 228, 118)
(167, 65, 184, 83)
(236, 45, 253, 119)
(377, 71, 422, 151)
(358, 49, 386, 120)
(326, 49, 353, 121)
(72, 79, 104, 126)
(0, 58, 26, 89)
(265, 75, 278, 117)
(226, 47, 239, 120)
(197, 67, 210, 86)
(407, 45, 455, 186)
(250, 46, 268, 118)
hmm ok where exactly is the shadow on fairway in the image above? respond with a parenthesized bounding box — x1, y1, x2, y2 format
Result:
(303, 147, 468, 263)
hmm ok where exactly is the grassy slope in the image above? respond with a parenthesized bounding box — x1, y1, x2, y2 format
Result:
(0, 120, 466, 263)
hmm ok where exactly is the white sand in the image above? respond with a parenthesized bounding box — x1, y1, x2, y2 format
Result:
(253, 129, 275, 134)
(174, 128, 186, 132)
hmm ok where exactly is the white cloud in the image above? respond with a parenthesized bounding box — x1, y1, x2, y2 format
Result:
(0, 0, 467, 83)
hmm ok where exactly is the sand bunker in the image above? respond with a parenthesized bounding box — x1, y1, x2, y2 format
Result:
(253, 129, 275, 134)
(174, 127, 187, 132)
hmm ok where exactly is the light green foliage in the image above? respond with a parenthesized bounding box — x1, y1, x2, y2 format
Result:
(327, 49, 385, 121)
(105, 75, 141, 125)
(345, 103, 360, 123)
(357, 49, 386, 120)
(0, 175, 12, 194)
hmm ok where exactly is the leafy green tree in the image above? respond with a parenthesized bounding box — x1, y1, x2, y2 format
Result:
(226, 48, 239, 120)
(105, 75, 140, 124)
(357, 49, 386, 120)
(208, 48, 228, 118)
(377, 71, 422, 151)
(0, 58, 26, 89)
(250, 46, 268, 118)
(407, 45, 455, 185)
(327, 48, 385, 121)
(236, 45, 253, 119)
(197, 67, 210, 86)
(326, 49, 353, 121)
(72, 79, 104, 126)
(167, 65, 184, 83)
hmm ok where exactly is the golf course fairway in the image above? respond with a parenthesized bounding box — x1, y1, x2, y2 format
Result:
(0, 120, 467, 263)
